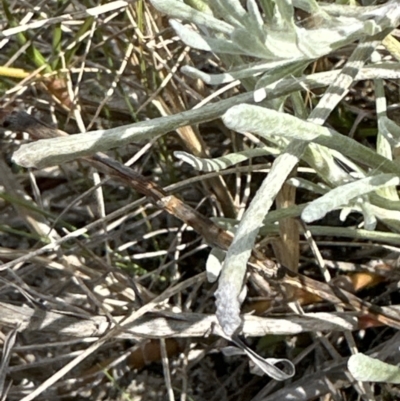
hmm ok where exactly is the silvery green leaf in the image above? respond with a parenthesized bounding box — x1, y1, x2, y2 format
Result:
(378, 116, 400, 147)
(268, 13, 394, 60)
(240, 1, 266, 41)
(231, 336, 295, 380)
(181, 59, 297, 85)
(330, 149, 366, 179)
(150, 0, 234, 34)
(215, 279, 243, 336)
(215, 138, 306, 336)
(263, 29, 302, 60)
(375, 77, 400, 201)
(258, 223, 400, 245)
(319, 2, 374, 18)
(365, 203, 400, 233)
(286, 177, 328, 195)
(218, 0, 247, 22)
(339, 206, 352, 223)
(231, 27, 276, 59)
(211, 0, 245, 28)
(348, 353, 400, 384)
(303, 144, 352, 187)
(247, 0, 263, 28)
(320, 0, 400, 27)
(273, 0, 295, 30)
(263, 203, 306, 224)
(296, 16, 372, 58)
(222, 104, 400, 178)
(15, 68, 400, 170)
(365, 1, 400, 32)
(214, 326, 295, 380)
(258, 0, 274, 23)
(363, 20, 381, 36)
(181, 65, 235, 84)
(358, 198, 377, 231)
(170, 20, 241, 54)
(301, 174, 400, 223)
(223, 104, 323, 141)
(316, 1, 400, 31)
(370, 194, 400, 210)
(293, 0, 322, 14)
(210, 204, 304, 231)
(174, 148, 273, 172)
(206, 248, 225, 282)
(184, 0, 212, 14)
(255, 60, 309, 91)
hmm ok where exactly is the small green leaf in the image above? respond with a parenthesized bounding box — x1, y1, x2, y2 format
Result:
(348, 353, 400, 384)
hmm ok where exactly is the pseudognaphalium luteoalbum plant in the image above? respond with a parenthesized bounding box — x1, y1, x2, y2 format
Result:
(12, 0, 400, 381)
(148, 0, 400, 381)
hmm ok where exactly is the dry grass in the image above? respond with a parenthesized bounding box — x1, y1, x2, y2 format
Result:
(1, 1, 400, 400)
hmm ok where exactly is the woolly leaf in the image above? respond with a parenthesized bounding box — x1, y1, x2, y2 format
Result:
(174, 148, 273, 172)
(378, 116, 400, 147)
(215, 140, 306, 336)
(348, 353, 400, 384)
(222, 104, 400, 179)
(302, 174, 400, 223)
(170, 20, 241, 54)
(255, 60, 309, 93)
(182, 59, 304, 86)
(150, 0, 234, 34)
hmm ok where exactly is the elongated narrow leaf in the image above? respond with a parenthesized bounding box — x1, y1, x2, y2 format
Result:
(214, 325, 295, 380)
(174, 148, 273, 172)
(255, 60, 309, 92)
(218, 0, 247, 22)
(378, 116, 400, 147)
(374, 75, 400, 203)
(273, 0, 295, 30)
(224, 104, 325, 141)
(247, 0, 264, 29)
(301, 174, 400, 223)
(182, 59, 302, 85)
(358, 198, 377, 231)
(150, 0, 234, 34)
(211, 0, 245, 28)
(231, 27, 276, 59)
(170, 20, 242, 54)
(222, 104, 400, 178)
(231, 336, 295, 380)
(13, 68, 400, 170)
(286, 177, 329, 195)
(215, 139, 306, 336)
